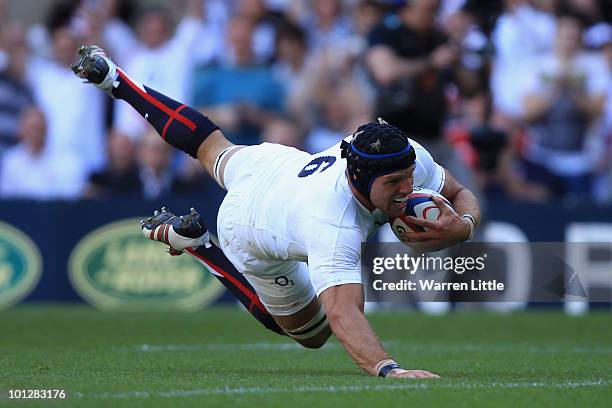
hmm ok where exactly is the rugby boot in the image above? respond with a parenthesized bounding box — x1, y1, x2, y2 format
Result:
(140, 207, 211, 255)
(71, 45, 118, 96)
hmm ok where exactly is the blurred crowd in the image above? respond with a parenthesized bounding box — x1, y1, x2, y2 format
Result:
(0, 0, 611, 204)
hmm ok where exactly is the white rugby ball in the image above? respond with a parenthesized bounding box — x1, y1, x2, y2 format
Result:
(389, 188, 453, 241)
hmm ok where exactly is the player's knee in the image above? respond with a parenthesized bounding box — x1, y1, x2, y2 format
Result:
(199, 129, 233, 170)
(284, 307, 330, 348)
(296, 324, 332, 349)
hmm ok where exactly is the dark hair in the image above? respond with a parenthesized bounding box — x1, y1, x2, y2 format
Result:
(116, 0, 138, 25)
(46, 0, 80, 34)
(556, 6, 589, 28)
(276, 19, 307, 48)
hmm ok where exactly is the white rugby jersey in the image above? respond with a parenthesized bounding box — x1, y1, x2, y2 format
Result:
(226, 138, 445, 295)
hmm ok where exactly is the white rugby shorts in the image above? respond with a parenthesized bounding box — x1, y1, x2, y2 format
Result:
(216, 143, 316, 316)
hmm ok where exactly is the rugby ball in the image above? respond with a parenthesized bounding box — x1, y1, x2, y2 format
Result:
(389, 188, 453, 240)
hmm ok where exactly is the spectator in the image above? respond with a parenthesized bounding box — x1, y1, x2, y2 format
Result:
(8, 0, 610, 208)
(194, 0, 279, 65)
(443, 7, 490, 99)
(592, 29, 612, 203)
(0, 23, 33, 154)
(520, 11, 609, 198)
(273, 20, 316, 129)
(562, 0, 608, 49)
(458, 0, 504, 36)
(306, 81, 371, 153)
(262, 116, 304, 149)
(193, 14, 285, 145)
(470, 126, 550, 202)
(112, 0, 210, 139)
(83, 0, 140, 66)
(274, 14, 371, 137)
(137, 129, 177, 200)
(446, 94, 551, 201)
(236, 0, 279, 63)
(301, 0, 355, 52)
(0, 107, 85, 199)
(366, 0, 481, 200)
(300, 0, 363, 85)
(136, 130, 203, 200)
(490, 0, 557, 120)
(85, 129, 141, 198)
(353, 0, 387, 38)
(28, 1, 107, 177)
(273, 20, 309, 97)
(365, 0, 458, 142)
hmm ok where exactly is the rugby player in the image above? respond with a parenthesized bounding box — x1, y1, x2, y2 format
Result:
(72, 45, 480, 378)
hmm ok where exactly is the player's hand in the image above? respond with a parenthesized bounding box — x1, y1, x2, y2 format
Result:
(387, 369, 441, 379)
(399, 196, 470, 251)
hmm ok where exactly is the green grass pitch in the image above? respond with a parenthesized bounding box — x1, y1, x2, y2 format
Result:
(1, 305, 611, 407)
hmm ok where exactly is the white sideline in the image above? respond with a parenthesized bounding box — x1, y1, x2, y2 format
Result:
(73, 380, 612, 399)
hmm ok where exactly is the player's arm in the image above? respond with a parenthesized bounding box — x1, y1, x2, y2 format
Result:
(319, 283, 439, 378)
(308, 225, 438, 378)
(365, 46, 429, 86)
(401, 168, 481, 250)
(440, 168, 481, 235)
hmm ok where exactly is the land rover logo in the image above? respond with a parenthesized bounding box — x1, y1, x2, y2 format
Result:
(68, 218, 224, 311)
(0, 221, 42, 309)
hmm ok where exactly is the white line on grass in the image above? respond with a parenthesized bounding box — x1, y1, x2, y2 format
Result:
(116, 342, 342, 352)
(74, 380, 612, 400)
(114, 342, 612, 354)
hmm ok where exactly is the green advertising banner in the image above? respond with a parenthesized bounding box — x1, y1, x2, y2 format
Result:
(69, 218, 225, 311)
(0, 221, 42, 309)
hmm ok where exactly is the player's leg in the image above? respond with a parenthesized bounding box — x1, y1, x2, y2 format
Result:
(241, 263, 332, 349)
(141, 207, 285, 336)
(71, 45, 233, 179)
(141, 205, 331, 346)
(273, 297, 333, 349)
(209, 144, 246, 190)
(185, 245, 285, 336)
(212, 144, 332, 348)
(74, 46, 290, 336)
